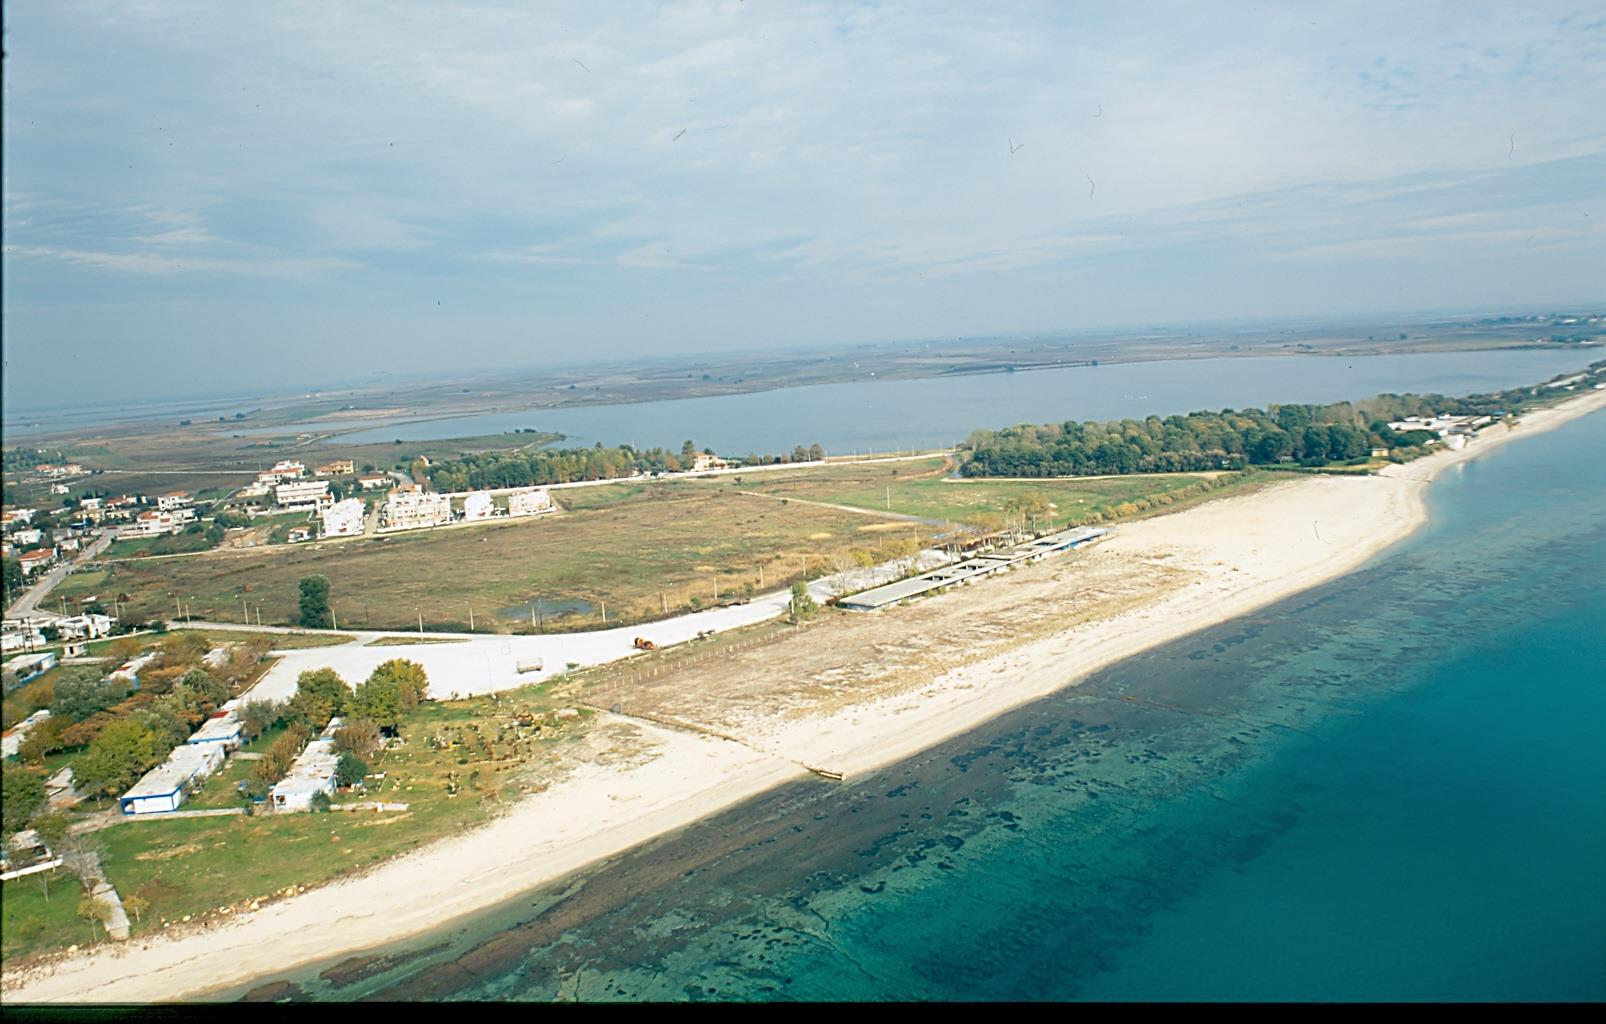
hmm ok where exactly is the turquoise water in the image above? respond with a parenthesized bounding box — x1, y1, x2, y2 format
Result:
(319, 348, 1597, 453)
(257, 409, 1605, 1002)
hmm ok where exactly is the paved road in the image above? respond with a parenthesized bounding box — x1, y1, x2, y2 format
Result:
(8, 530, 114, 617)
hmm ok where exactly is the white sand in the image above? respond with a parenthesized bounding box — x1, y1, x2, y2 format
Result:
(5, 386, 1601, 1003)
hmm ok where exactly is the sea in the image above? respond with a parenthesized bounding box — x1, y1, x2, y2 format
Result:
(231, 396, 1606, 1000)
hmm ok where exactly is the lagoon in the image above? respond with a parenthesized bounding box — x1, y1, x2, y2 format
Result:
(316, 348, 1598, 454)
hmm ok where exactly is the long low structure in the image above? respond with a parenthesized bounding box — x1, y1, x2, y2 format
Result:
(835, 526, 1110, 612)
(270, 717, 343, 812)
(120, 743, 226, 815)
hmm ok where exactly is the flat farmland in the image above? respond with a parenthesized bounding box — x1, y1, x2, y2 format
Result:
(716, 457, 1253, 528)
(72, 485, 936, 633)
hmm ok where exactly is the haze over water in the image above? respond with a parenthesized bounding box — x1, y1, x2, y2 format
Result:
(265, 405, 1606, 1002)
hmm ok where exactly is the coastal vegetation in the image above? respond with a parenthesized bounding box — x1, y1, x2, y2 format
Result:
(957, 362, 1605, 477)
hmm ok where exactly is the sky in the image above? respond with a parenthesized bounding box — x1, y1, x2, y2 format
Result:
(4, 1, 1605, 409)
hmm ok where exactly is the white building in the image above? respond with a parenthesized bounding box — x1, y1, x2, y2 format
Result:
(18, 549, 57, 576)
(358, 475, 392, 490)
(11, 529, 44, 547)
(462, 491, 494, 521)
(55, 613, 116, 640)
(276, 479, 331, 509)
(382, 490, 452, 531)
(50, 483, 69, 495)
(257, 460, 307, 487)
(506, 487, 555, 518)
(120, 508, 195, 537)
(186, 709, 243, 750)
(156, 492, 192, 511)
(269, 718, 343, 812)
(321, 498, 366, 537)
(119, 743, 226, 815)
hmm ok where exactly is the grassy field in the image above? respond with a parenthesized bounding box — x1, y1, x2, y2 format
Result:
(713, 456, 1251, 529)
(47, 485, 933, 633)
(104, 531, 218, 560)
(39, 461, 1263, 637)
(1, 682, 593, 964)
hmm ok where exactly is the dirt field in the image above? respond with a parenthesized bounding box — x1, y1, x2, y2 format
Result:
(566, 539, 1193, 735)
(65, 484, 942, 632)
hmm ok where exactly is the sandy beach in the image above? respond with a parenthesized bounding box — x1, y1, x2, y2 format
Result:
(5, 386, 1602, 1003)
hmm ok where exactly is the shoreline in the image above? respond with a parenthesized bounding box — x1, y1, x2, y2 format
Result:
(5, 387, 1603, 1003)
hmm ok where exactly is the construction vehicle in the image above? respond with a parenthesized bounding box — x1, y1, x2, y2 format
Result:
(633, 637, 657, 651)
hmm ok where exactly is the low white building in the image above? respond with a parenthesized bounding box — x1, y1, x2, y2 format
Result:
(11, 528, 44, 547)
(382, 490, 452, 531)
(276, 479, 331, 509)
(358, 475, 392, 490)
(506, 487, 555, 517)
(156, 492, 192, 511)
(321, 497, 366, 537)
(120, 508, 196, 538)
(462, 491, 494, 521)
(50, 483, 70, 495)
(186, 709, 244, 750)
(2, 709, 52, 759)
(119, 743, 226, 815)
(269, 717, 343, 812)
(55, 613, 116, 640)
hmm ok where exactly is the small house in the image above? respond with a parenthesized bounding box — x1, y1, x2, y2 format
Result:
(119, 743, 226, 815)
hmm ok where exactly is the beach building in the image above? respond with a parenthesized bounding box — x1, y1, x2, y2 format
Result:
(50, 483, 69, 495)
(837, 527, 1110, 612)
(507, 487, 555, 517)
(382, 490, 452, 531)
(108, 652, 159, 689)
(316, 459, 355, 477)
(276, 479, 332, 510)
(156, 492, 192, 511)
(256, 460, 307, 487)
(2, 709, 52, 758)
(321, 498, 366, 537)
(186, 706, 244, 750)
(358, 475, 392, 491)
(269, 718, 343, 812)
(462, 491, 494, 521)
(119, 743, 226, 815)
(11, 528, 45, 546)
(691, 453, 731, 472)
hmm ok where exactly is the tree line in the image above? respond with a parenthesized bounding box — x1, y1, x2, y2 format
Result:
(957, 366, 1601, 478)
(425, 438, 827, 492)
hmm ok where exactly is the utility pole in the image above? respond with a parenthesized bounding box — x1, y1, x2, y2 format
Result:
(418, 609, 423, 634)
(661, 590, 667, 614)
(243, 599, 249, 625)
(600, 599, 606, 624)
(468, 606, 474, 631)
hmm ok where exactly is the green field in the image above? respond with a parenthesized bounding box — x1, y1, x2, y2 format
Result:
(1, 683, 592, 964)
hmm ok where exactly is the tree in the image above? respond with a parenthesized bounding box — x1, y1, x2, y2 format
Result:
(237, 699, 280, 741)
(335, 752, 368, 788)
(789, 582, 818, 623)
(123, 893, 150, 925)
(2, 762, 47, 835)
(309, 790, 332, 813)
(334, 718, 382, 759)
(75, 718, 164, 799)
(253, 723, 312, 784)
(50, 667, 121, 722)
(285, 668, 348, 730)
(298, 575, 333, 629)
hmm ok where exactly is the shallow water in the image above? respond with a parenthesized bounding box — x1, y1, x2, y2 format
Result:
(255, 409, 1605, 1002)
